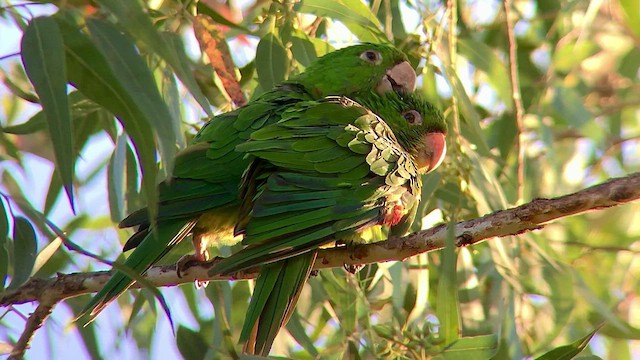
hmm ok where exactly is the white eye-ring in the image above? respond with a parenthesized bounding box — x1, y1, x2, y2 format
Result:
(403, 110, 422, 125)
(360, 50, 382, 64)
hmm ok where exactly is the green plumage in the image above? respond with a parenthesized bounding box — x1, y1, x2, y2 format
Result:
(212, 92, 448, 355)
(79, 43, 416, 323)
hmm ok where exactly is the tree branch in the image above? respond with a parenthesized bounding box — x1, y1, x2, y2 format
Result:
(8, 301, 55, 359)
(2, 172, 638, 308)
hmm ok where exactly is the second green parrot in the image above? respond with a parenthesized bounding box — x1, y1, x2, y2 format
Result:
(211, 91, 448, 354)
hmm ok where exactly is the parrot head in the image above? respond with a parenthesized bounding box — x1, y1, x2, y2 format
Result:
(361, 92, 448, 174)
(291, 43, 416, 98)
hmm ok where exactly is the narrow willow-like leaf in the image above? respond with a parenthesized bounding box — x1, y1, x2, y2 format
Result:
(94, 0, 212, 116)
(86, 18, 177, 175)
(440, 334, 499, 359)
(436, 220, 460, 344)
(54, 13, 158, 219)
(255, 32, 289, 92)
(8, 216, 37, 290)
(176, 326, 209, 360)
(619, 0, 640, 37)
(108, 134, 127, 223)
(32, 237, 62, 274)
(298, 0, 387, 42)
(0, 199, 8, 290)
(290, 30, 334, 67)
(535, 326, 601, 360)
(285, 312, 319, 356)
(21, 16, 75, 211)
(196, 2, 252, 33)
(44, 169, 63, 216)
(458, 39, 512, 109)
(1, 111, 46, 134)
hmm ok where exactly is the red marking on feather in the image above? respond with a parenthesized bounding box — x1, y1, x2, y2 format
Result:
(384, 205, 405, 226)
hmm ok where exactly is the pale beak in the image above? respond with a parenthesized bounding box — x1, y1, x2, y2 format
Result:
(416, 132, 447, 173)
(375, 61, 417, 94)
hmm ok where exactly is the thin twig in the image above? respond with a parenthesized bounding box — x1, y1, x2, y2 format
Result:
(503, 0, 526, 202)
(8, 300, 55, 360)
(2, 172, 638, 307)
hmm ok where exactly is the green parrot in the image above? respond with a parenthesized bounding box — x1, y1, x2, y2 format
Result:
(79, 43, 417, 322)
(210, 91, 448, 355)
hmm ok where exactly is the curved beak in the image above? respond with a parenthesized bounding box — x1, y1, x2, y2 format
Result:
(416, 132, 447, 173)
(376, 61, 416, 94)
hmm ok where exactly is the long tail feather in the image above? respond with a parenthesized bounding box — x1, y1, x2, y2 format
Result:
(242, 251, 318, 355)
(77, 220, 196, 324)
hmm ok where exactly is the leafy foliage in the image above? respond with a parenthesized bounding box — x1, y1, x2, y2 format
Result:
(0, 0, 639, 358)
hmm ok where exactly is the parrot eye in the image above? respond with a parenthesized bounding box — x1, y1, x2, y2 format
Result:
(403, 110, 422, 125)
(360, 50, 382, 64)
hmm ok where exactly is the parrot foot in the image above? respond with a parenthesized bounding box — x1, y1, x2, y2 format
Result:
(176, 250, 211, 288)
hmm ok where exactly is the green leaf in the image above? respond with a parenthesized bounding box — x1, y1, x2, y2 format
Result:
(436, 221, 460, 344)
(108, 134, 127, 223)
(285, 312, 319, 356)
(255, 32, 289, 92)
(94, 0, 212, 115)
(458, 39, 512, 109)
(44, 168, 63, 216)
(620, 0, 640, 37)
(535, 326, 601, 360)
(86, 18, 177, 175)
(21, 16, 75, 211)
(441, 66, 493, 157)
(298, 0, 387, 43)
(176, 326, 209, 360)
(618, 46, 640, 80)
(196, 2, 251, 33)
(54, 13, 158, 220)
(552, 41, 598, 73)
(0, 200, 8, 290)
(1, 111, 46, 134)
(8, 216, 37, 290)
(440, 335, 499, 359)
(551, 85, 593, 128)
(290, 30, 335, 67)
(32, 237, 62, 275)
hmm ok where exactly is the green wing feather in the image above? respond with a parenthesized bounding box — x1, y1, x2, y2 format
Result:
(214, 97, 422, 274)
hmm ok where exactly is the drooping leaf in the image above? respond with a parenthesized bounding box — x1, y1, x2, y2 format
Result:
(8, 216, 37, 290)
(21, 16, 75, 211)
(0, 199, 8, 290)
(176, 326, 209, 360)
(86, 18, 177, 176)
(439, 334, 499, 359)
(54, 13, 158, 219)
(94, 0, 212, 115)
(458, 38, 512, 109)
(298, 0, 387, 43)
(535, 326, 601, 360)
(436, 221, 460, 344)
(255, 32, 289, 92)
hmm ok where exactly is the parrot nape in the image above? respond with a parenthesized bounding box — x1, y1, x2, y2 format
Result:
(78, 43, 417, 323)
(210, 91, 448, 355)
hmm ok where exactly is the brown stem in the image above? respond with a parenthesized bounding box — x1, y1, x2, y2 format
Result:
(503, 0, 526, 202)
(8, 301, 55, 360)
